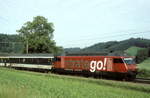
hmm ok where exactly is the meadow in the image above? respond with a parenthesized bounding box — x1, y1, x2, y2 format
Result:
(138, 58, 150, 70)
(137, 58, 150, 78)
(125, 46, 144, 56)
(0, 68, 150, 98)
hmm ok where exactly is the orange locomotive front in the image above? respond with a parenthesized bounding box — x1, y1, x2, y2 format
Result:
(52, 56, 137, 80)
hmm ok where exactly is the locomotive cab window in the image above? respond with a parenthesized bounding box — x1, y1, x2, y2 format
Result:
(123, 58, 135, 65)
(113, 58, 123, 63)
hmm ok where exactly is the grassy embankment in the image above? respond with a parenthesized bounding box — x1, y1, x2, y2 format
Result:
(125, 46, 144, 56)
(0, 68, 150, 98)
(138, 58, 150, 78)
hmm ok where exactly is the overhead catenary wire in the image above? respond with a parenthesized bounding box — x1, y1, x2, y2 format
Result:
(60, 31, 150, 47)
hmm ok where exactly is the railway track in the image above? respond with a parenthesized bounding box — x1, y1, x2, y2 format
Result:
(134, 78, 150, 84)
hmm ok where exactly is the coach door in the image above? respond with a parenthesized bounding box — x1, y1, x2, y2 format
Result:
(106, 58, 113, 72)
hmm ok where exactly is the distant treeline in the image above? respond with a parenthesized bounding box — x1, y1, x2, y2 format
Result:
(0, 34, 23, 53)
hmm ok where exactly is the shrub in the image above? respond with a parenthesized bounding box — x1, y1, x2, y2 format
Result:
(136, 49, 149, 63)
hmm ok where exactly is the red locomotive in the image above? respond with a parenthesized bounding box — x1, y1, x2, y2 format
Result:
(52, 56, 138, 80)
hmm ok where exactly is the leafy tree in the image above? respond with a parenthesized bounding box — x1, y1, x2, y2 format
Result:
(17, 16, 62, 54)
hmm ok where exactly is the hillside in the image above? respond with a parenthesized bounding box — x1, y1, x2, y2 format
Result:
(0, 34, 23, 53)
(125, 46, 145, 56)
(64, 47, 81, 53)
(138, 58, 150, 70)
(82, 38, 150, 53)
(82, 41, 118, 53)
(138, 58, 150, 78)
(64, 38, 150, 56)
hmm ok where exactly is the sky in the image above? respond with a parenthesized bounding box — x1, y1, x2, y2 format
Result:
(0, 0, 150, 48)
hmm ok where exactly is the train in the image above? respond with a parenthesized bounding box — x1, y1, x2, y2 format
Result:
(0, 55, 53, 72)
(52, 56, 137, 80)
(0, 55, 138, 80)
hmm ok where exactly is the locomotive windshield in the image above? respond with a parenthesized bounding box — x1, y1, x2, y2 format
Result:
(123, 58, 135, 65)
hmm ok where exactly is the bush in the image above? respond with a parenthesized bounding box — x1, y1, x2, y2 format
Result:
(136, 48, 149, 63)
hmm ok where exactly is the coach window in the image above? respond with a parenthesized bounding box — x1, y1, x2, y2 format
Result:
(23, 58, 25, 63)
(48, 59, 52, 65)
(113, 58, 123, 63)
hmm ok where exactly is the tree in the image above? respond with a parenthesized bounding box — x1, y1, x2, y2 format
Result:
(17, 16, 62, 54)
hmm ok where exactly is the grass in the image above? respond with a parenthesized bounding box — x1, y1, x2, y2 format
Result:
(0, 68, 150, 98)
(138, 58, 150, 78)
(138, 58, 150, 70)
(125, 46, 144, 56)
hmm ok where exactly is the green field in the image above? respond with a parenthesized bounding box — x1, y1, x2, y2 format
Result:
(138, 58, 150, 70)
(0, 68, 150, 98)
(138, 58, 150, 78)
(125, 46, 144, 56)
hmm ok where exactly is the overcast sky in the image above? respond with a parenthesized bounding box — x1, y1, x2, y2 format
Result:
(0, 0, 150, 48)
